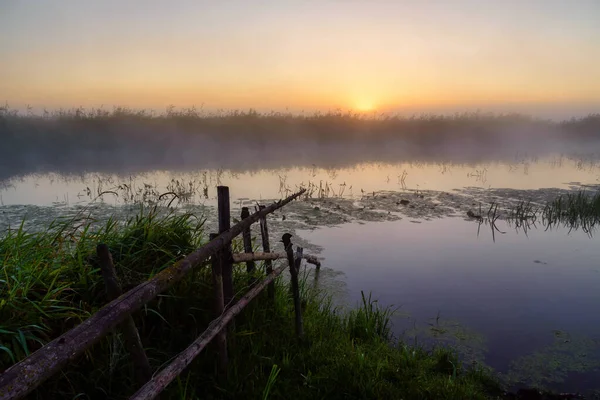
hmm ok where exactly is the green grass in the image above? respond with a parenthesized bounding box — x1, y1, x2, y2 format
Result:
(0, 207, 502, 399)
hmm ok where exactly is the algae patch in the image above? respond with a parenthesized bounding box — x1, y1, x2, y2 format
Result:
(400, 315, 488, 367)
(503, 330, 600, 389)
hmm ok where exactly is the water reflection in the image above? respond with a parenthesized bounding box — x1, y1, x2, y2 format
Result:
(2, 155, 600, 207)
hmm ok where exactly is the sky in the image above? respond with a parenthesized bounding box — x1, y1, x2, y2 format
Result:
(1, 0, 600, 116)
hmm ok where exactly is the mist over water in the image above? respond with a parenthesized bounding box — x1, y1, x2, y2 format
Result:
(1, 110, 600, 182)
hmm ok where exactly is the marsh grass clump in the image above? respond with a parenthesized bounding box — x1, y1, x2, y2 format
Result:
(345, 291, 394, 341)
(542, 190, 600, 233)
(1, 206, 501, 399)
(500, 189, 600, 235)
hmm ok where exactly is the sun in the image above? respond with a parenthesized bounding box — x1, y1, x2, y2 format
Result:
(352, 96, 377, 113)
(353, 99, 377, 113)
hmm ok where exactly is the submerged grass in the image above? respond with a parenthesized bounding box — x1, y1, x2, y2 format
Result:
(0, 206, 502, 399)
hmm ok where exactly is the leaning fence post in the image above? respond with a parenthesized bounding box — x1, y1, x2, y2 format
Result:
(217, 186, 233, 308)
(258, 204, 275, 301)
(96, 244, 152, 386)
(241, 207, 256, 286)
(209, 233, 228, 375)
(282, 234, 304, 338)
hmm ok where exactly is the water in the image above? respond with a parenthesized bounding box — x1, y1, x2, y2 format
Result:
(300, 219, 600, 391)
(2, 152, 600, 392)
(2, 155, 599, 207)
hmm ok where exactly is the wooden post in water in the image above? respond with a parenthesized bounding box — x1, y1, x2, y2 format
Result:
(209, 233, 227, 375)
(240, 207, 256, 286)
(217, 186, 233, 308)
(282, 234, 304, 338)
(258, 204, 274, 301)
(96, 244, 152, 386)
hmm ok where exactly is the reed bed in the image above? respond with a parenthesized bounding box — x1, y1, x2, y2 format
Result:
(4, 106, 598, 145)
(2, 106, 599, 178)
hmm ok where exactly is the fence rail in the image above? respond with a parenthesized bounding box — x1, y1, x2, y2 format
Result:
(0, 187, 316, 400)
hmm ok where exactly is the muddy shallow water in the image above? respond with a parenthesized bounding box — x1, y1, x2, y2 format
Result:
(2, 155, 600, 394)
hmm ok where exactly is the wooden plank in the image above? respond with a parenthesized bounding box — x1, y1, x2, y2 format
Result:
(231, 252, 320, 267)
(258, 205, 274, 301)
(129, 264, 288, 400)
(209, 233, 227, 375)
(0, 188, 305, 400)
(97, 244, 153, 386)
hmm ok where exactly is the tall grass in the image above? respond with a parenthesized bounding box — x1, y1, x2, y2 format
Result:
(0, 208, 205, 390)
(0, 206, 502, 399)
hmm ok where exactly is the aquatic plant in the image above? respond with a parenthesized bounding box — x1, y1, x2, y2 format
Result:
(498, 189, 600, 235)
(504, 330, 600, 390)
(542, 190, 600, 234)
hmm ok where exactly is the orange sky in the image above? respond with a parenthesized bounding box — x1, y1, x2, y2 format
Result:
(1, 1, 600, 115)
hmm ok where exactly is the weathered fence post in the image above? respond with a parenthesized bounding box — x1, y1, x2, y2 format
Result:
(282, 234, 304, 338)
(217, 186, 233, 308)
(129, 263, 290, 400)
(258, 204, 275, 301)
(96, 244, 152, 386)
(209, 233, 227, 375)
(240, 207, 256, 286)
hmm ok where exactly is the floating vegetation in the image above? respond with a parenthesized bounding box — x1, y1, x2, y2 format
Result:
(504, 330, 600, 390)
(458, 186, 600, 236)
(400, 314, 488, 368)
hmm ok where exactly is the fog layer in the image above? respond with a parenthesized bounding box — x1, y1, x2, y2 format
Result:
(1, 109, 599, 182)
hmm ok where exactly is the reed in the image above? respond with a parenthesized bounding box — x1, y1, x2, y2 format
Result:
(542, 190, 600, 234)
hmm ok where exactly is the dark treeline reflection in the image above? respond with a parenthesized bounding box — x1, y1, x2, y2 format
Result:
(1, 107, 600, 182)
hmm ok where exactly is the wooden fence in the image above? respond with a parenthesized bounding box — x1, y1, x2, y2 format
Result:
(0, 187, 320, 400)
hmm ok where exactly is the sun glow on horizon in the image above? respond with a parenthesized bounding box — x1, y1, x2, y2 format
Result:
(1, 1, 599, 114)
(353, 100, 378, 113)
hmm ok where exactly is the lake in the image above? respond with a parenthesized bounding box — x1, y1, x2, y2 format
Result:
(2, 121, 600, 393)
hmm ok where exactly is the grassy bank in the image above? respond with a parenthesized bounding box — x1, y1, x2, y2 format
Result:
(0, 207, 501, 399)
